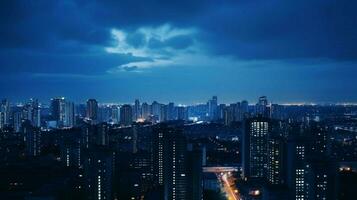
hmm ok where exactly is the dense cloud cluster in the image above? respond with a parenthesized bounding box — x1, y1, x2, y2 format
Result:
(0, 0, 356, 102)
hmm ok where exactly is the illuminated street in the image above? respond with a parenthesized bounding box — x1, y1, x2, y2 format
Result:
(204, 167, 241, 200)
(219, 172, 241, 200)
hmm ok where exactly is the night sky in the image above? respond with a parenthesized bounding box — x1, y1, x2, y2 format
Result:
(1, 0, 356, 104)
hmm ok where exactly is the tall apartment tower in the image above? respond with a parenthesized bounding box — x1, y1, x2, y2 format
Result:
(0, 99, 10, 127)
(22, 120, 41, 157)
(64, 101, 75, 127)
(207, 96, 218, 120)
(242, 116, 270, 179)
(153, 124, 188, 200)
(83, 148, 114, 200)
(134, 99, 141, 121)
(86, 99, 98, 121)
(287, 133, 311, 200)
(120, 104, 133, 126)
(267, 134, 286, 185)
(51, 97, 66, 127)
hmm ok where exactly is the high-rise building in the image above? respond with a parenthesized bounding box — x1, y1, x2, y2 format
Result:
(83, 148, 114, 200)
(30, 99, 41, 127)
(287, 133, 310, 200)
(186, 144, 203, 200)
(60, 138, 81, 168)
(233, 102, 242, 121)
(223, 105, 234, 126)
(153, 124, 188, 200)
(13, 110, 22, 132)
(241, 100, 249, 118)
(307, 160, 337, 200)
(0, 112, 4, 129)
(207, 96, 218, 120)
(141, 102, 150, 120)
(97, 106, 110, 123)
(22, 99, 41, 127)
(177, 106, 187, 121)
(217, 104, 226, 120)
(86, 99, 98, 122)
(64, 101, 75, 127)
(22, 120, 41, 157)
(81, 123, 95, 149)
(132, 124, 139, 154)
(167, 102, 175, 120)
(160, 104, 168, 122)
(134, 99, 141, 121)
(120, 104, 133, 126)
(242, 116, 270, 179)
(0, 99, 10, 127)
(111, 105, 120, 123)
(96, 123, 109, 146)
(256, 96, 269, 117)
(51, 97, 66, 127)
(309, 122, 328, 157)
(151, 101, 161, 120)
(267, 134, 286, 185)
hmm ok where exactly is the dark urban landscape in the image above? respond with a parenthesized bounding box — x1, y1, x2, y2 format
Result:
(1, 0, 357, 199)
(0, 96, 356, 199)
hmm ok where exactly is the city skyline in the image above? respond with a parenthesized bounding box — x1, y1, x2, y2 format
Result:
(0, 1, 356, 199)
(4, 95, 357, 106)
(1, 0, 357, 103)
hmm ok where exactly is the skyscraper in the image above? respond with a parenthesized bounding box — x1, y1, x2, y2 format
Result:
(267, 134, 286, 185)
(13, 110, 22, 132)
(242, 116, 270, 179)
(134, 99, 141, 121)
(22, 120, 41, 157)
(141, 102, 150, 120)
(224, 105, 234, 126)
(177, 106, 187, 121)
(96, 123, 109, 146)
(60, 137, 81, 168)
(153, 124, 188, 200)
(30, 99, 41, 127)
(51, 97, 66, 127)
(86, 99, 98, 122)
(151, 101, 161, 121)
(207, 96, 218, 120)
(186, 144, 203, 200)
(241, 100, 249, 118)
(111, 105, 120, 123)
(83, 148, 114, 200)
(287, 132, 310, 200)
(0, 99, 10, 128)
(167, 102, 175, 120)
(120, 104, 133, 126)
(64, 101, 75, 127)
(307, 160, 337, 200)
(256, 96, 269, 117)
(309, 122, 328, 157)
(160, 104, 168, 122)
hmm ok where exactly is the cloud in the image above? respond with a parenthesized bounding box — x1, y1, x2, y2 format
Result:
(198, 0, 357, 60)
(105, 24, 197, 72)
(107, 24, 197, 57)
(0, 0, 357, 102)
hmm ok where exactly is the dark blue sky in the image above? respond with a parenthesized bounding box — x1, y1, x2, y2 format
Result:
(1, 0, 356, 104)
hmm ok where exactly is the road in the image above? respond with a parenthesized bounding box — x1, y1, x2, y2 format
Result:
(204, 167, 241, 200)
(218, 172, 241, 200)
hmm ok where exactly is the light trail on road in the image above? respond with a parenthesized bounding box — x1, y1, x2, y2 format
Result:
(204, 167, 241, 200)
(217, 172, 240, 200)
